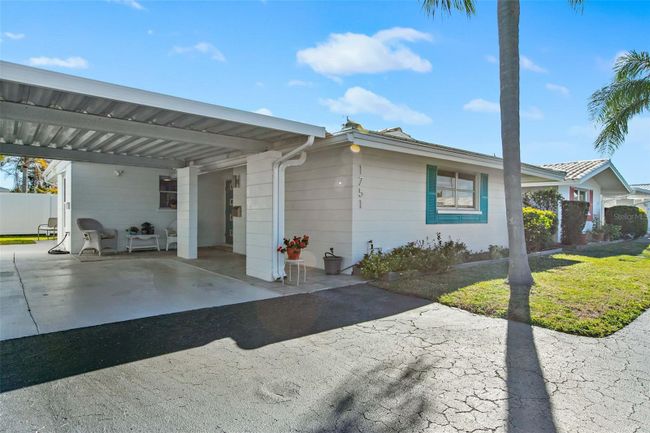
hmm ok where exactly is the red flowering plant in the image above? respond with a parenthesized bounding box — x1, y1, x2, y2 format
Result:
(277, 235, 310, 253)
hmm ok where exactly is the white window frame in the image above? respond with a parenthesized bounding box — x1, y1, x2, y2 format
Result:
(574, 188, 589, 202)
(436, 170, 481, 213)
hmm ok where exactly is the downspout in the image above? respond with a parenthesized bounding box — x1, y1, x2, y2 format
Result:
(271, 135, 315, 280)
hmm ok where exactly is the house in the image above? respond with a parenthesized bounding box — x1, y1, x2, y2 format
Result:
(0, 61, 589, 284)
(522, 159, 632, 236)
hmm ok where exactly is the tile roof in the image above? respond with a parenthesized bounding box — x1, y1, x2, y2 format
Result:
(540, 159, 609, 181)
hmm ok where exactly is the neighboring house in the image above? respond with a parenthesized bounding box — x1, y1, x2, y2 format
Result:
(522, 159, 631, 236)
(603, 183, 650, 233)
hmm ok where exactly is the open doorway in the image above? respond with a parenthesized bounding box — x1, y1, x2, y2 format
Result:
(225, 179, 233, 245)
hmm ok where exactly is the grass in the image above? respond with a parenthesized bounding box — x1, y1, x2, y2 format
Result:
(376, 239, 650, 337)
(0, 234, 52, 245)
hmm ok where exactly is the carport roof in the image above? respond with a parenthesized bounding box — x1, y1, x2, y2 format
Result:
(0, 61, 326, 170)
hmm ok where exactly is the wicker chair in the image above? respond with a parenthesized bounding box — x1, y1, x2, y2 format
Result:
(165, 220, 177, 251)
(76, 218, 118, 256)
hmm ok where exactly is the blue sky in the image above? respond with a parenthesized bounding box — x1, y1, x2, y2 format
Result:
(1, 0, 648, 188)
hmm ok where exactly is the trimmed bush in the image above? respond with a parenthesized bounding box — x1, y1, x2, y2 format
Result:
(358, 234, 469, 279)
(522, 188, 564, 212)
(523, 207, 557, 251)
(561, 200, 590, 245)
(605, 206, 648, 238)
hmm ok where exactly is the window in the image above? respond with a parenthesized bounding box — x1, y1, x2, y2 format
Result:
(575, 189, 588, 202)
(159, 176, 177, 209)
(436, 170, 477, 210)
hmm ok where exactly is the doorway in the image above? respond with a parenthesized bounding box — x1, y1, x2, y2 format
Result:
(225, 179, 233, 245)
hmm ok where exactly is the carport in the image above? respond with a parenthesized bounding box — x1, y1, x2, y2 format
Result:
(0, 61, 326, 281)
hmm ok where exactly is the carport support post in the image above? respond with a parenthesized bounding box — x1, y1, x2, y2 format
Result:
(245, 151, 282, 282)
(176, 166, 199, 259)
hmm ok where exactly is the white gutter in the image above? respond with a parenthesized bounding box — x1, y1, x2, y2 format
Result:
(271, 135, 315, 280)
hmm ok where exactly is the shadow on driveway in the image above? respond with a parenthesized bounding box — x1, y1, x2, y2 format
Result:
(0, 284, 428, 393)
(507, 285, 557, 433)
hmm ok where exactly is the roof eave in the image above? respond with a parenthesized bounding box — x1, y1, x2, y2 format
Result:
(0, 61, 326, 139)
(323, 131, 565, 180)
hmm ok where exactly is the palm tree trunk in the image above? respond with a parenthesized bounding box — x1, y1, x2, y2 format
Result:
(498, 0, 534, 304)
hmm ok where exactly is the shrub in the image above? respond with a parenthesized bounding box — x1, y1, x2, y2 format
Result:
(605, 206, 648, 238)
(602, 224, 622, 241)
(561, 200, 590, 245)
(523, 207, 558, 251)
(522, 188, 564, 212)
(357, 234, 469, 279)
(467, 245, 509, 262)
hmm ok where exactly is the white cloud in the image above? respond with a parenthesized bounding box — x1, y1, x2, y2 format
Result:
(484, 54, 497, 64)
(171, 42, 225, 62)
(463, 98, 499, 113)
(28, 56, 88, 69)
(322, 86, 431, 125)
(297, 27, 432, 78)
(3, 32, 25, 40)
(255, 108, 273, 116)
(520, 55, 547, 73)
(521, 106, 544, 120)
(147, 29, 154, 35)
(255, 81, 264, 87)
(545, 83, 569, 96)
(287, 79, 313, 87)
(109, 0, 145, 10)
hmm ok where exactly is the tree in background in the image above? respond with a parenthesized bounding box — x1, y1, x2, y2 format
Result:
(590, 51, 650, 154)
(0, 155, 57, 193)
(422, 0, 584, 314)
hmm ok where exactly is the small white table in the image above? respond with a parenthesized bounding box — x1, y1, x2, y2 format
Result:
(127, 234, 160, 253)
(284, 259, 307, 286)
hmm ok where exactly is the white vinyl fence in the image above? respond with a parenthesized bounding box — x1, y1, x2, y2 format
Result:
(0, 193, 57, 235)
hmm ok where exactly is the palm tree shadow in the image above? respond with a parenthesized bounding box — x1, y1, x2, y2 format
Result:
(506, 285, 557, 433)
(307, 358, 435, 433)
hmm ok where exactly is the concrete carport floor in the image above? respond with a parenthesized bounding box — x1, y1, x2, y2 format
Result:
(0, 242, 341, 341)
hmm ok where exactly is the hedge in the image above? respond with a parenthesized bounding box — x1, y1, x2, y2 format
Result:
(561, 200, 589, 245)
(523, 207, 557, 251)
(605, 206, 648, 238)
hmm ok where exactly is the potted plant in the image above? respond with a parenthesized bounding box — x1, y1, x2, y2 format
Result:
(278, 235, 309, 260)
(141, 222, 154, 235)
(591, 217, 605, 242)
(126, 226, 140, 235)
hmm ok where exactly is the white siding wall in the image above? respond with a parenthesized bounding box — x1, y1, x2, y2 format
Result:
(350, 148, 509, 264)
(284, 147, 354, 270)
(232, 166, 247, 255)
(0, 192, 57, 235)
(68, 163, 178, 253)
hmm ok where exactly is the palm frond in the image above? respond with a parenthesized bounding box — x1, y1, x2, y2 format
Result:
(421, 0, 476, 18)
(567, 0, 585, 12)
(614, 50, 650, 81)
(591, 84, 650, 154)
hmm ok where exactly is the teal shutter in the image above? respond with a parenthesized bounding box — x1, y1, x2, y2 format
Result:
(426, 166, 488, 224)
(426, 165, 438, 224)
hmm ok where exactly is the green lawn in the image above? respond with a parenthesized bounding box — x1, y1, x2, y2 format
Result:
(376, 239, 650, 337)
(0, 235, 51, 245)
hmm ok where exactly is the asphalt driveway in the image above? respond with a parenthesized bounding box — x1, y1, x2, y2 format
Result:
(1, 284, 648, 433)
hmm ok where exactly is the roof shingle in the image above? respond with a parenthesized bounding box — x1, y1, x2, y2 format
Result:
(540, 159, 609, 181)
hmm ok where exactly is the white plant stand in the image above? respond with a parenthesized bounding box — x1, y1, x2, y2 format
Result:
(284, 259, 307, 286)
(127, 234, 160, 253)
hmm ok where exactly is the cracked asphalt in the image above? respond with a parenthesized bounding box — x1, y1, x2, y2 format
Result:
(1, 284, 648, 433)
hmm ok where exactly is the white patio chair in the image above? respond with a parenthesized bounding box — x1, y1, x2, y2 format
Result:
(76, 218, 118, 256)
(37, 217, 57, 240)
(165, 220, 177, 251)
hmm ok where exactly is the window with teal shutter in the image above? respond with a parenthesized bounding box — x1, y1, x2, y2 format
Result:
(426, 165, 488, 224)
